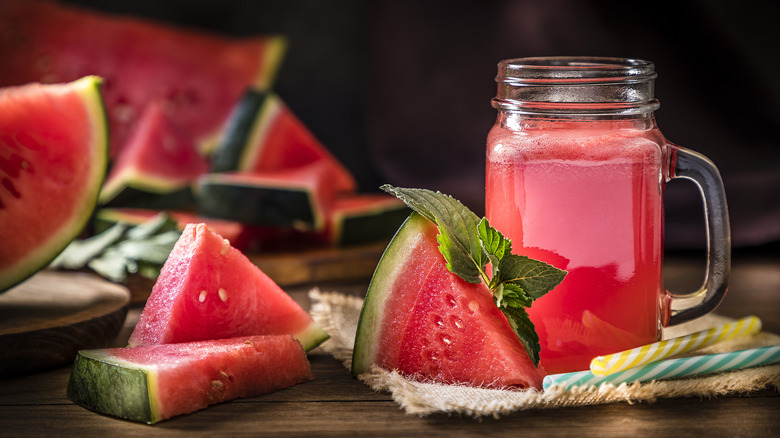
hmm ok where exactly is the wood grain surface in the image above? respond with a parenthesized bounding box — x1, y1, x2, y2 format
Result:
(0, 270, 130, 377)
(0, 256, 777, 437)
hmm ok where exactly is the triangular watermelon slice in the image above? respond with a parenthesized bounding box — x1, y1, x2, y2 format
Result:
(128, 223, 329, 350)
(99, 102, 209, 209)
(211, 89, 356, 194)
(0, 76, 107, 292)
(352, 212, 545, 390)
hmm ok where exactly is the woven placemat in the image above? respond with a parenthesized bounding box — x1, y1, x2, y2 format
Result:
(309, 288, 780, 417)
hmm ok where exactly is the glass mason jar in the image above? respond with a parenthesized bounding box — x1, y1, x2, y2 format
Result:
(485, 57, 730, 373)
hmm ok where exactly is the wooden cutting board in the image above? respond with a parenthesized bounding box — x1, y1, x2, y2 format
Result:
(0, 270, 130, 377)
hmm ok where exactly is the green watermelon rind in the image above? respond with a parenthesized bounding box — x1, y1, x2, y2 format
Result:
(67, 350, 158, 424)
(196, 172, 327, 232)
(0, 76, 108, 292)
(297, 321, 331, 352)
(330, 199, 410, 247)
(351, 212, 424, 375)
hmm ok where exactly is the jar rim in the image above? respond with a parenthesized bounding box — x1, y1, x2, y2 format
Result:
(497, 56, 657, 84)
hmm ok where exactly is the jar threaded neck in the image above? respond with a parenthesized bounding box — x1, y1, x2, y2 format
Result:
(493, 57, 660, 116)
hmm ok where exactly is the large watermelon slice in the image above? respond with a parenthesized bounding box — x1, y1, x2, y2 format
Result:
(98, 102, 209, 209)
(211, 89, 356, 193)
(67, 335, 313, 424)
(0, 0, 286, 158)
(127, 223, 329, 351)
(0, 76, 107, 292)
(352, 212, 546, 390)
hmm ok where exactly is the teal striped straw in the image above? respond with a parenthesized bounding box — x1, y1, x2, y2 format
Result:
(543, 345, 780, 391)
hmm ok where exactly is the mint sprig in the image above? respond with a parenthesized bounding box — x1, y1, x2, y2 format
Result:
(50, 213, 181, 283)
(381, 185, 566, 367)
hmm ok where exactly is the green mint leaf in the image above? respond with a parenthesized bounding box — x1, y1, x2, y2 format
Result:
(50, 212, 180, 283)
(49, 223, 127, 269)
(477, 218, 511, 283)
(496, 254, 567, 301)
(501, 306, 542, 367)
(381, 185, 488, 284)
(499, 283, 534, 309)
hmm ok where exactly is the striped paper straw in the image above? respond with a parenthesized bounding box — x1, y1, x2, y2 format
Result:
(543, 345, 780, 391)
(590, 316, 762, 376)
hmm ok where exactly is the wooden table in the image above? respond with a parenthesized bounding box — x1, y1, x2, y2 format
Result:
(1, 254, 778, 437)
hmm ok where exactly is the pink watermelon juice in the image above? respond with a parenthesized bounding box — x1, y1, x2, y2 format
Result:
(486, 120, 665, 373)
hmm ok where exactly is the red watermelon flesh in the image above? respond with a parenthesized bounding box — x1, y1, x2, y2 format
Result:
(352, 213, 545, 390)
(219, 91, 356, 194)
(128, 223, 329, 351)
(99, 102, 209, 206)
(67, 335, 312, 424)
(0, 0, 286, 158)
(0, 76, 107, 292)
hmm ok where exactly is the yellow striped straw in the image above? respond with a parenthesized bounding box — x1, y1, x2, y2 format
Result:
(590, 316, 762, 376)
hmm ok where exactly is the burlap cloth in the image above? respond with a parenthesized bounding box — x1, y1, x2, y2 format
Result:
(308, 288, 780, 417)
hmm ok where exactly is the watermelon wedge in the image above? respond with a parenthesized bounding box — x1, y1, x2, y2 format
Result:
(352, 212, 546, 390)
(127, 223, 329, 351)
(99, 102, 209, 209)
(0, 76, 107, 292)
(211, 89, 356, 193)
(0, 0, 286, 158)
(324, 193, 410, 246)
(67, 335, 313, 424)
(197, 162, 337, 232)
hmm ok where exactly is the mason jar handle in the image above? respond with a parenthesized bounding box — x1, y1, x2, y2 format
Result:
(663, 144, 731, 326)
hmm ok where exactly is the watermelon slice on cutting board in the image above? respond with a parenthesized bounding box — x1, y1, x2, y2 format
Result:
(0, 0, 286, 158)
(0, 76, 107, 293)
(211, 89, 357, 194)
(98, 102, 209, 209)
(67, 335, 313, 424)
(352, 212, 546, 390)
(128, 223, 329, 351)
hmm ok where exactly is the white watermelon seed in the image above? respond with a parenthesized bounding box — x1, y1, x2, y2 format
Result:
(218, 288, 228, 302)
(199, 290, 207, 302)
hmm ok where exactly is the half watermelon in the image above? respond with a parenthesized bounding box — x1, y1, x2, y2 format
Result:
(0, 76, 107, 292)
(128, 223, 329, 351)
(352, 212, 545, 390)
(0, 0, 286, 158)
(67, 335, 313, 424)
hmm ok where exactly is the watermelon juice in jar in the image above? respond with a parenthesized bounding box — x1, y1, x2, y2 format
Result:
(485, 57, 731, 374)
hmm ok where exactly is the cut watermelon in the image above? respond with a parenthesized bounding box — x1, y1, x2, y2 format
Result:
(196, 162, 337, 232)
(95, 207, 252, 251)
(99, 102, 209, 209)
(67, 335, 313, 424)
(127, 223, 329, 351)
(352, 212, 545, 390)
(325, 193, 410, 246)
(0, 0, 286, 158)
(0, 76, 107, 292)
(211, 89, 356, 193)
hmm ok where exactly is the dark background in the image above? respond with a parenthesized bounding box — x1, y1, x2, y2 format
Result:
(60, 0, 780, 251)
